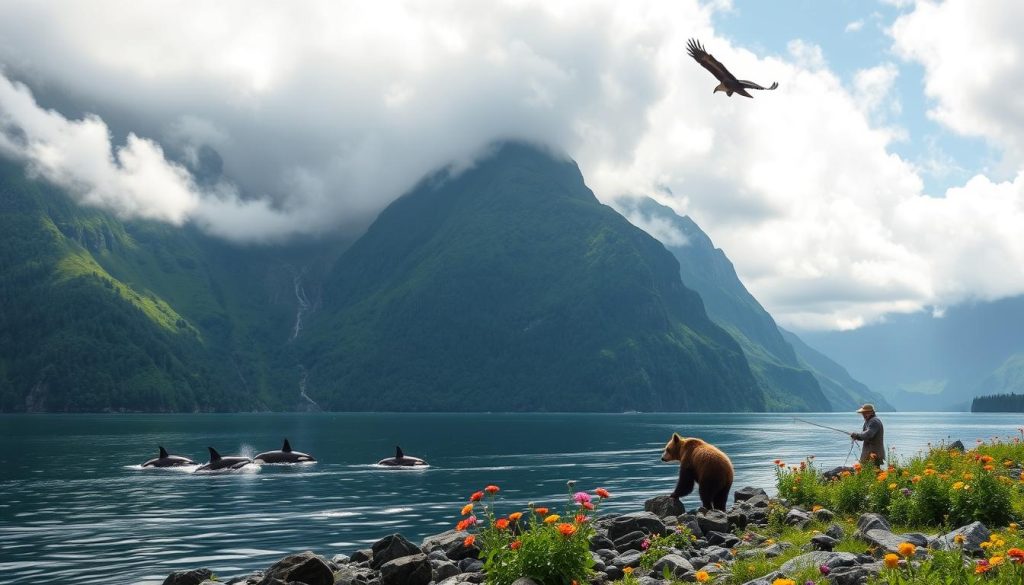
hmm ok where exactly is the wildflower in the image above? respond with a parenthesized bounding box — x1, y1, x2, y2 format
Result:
(575, 513, 587, 524)
(853, 462, 863, 472)
(1004, 459, 1014, 468)
(911, 475, 921, 483)
(888, 483, 897, 490)
(466, 515, 478, 526)
(463, 534, 476, 547)
(954, 534, 966, 545)
(485, 485, 500, 494)
(461, 503, 474, 515)
(771, 579, 796, 585)
(898, 542, 917, 557)
(980, 455, 994, 464)
(510, 540, 521, 550)
(884, 553, 900, 568)
(456, 519, 469, 531)
(963, 472, 975, 480)
(981, 541, 993, 549)
(573, 491, 592, 505)
(1007, 548, 1024, 562)
(695, 570, 710, 582)
(924, 468, 936, 476)
(534, 507, 549, 515)
(641, 538, 650, 550)
(765, 538, 775, 545)
(1010, 522, 1019, 531)
(819, 564, 830, 575)
(558, 523, 577, 537)
(508, 512, 523, 522)
(901, 488, 912, 496)
(983, 464, 994, 472)
(812, 505, 823, 512)
(581, 501, 594, 510)
(974, 560, 991, 574)
(470, 491, 484, 502)
(595, 487, 611, 498)
(494, 518, 509, 530)
(876, 471, 888, 482)
(952, 481, 964, 491)
(773, 459, 782, 465)
(623, 567, 634, 575)
(543, 514, 560, 524)
(989, 556, 1005, 567)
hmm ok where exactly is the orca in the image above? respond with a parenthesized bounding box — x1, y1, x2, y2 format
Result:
(195, 447, 253, 472)
(253, 439, 316, 464)
(377, 446, 427, 467)
(140, 446, 196, 468)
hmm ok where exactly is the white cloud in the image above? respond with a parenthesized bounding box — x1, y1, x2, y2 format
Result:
(891, 0, 1024, 170)
(0, 0, 1022, 329)
(845, 20, 865, 33)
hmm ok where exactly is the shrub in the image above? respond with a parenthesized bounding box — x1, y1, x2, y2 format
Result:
(456, 482, 609, 585)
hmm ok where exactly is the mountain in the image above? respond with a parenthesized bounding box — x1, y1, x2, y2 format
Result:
(299, 143, 766, 412)
(617, 196, 890, 412)
(800, 296, 1024, 410)
(0, 158, 346, 412)
(972, 353, 1024, 399)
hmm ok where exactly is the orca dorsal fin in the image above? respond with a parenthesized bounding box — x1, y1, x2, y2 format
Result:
(159, 446, 169, 459)
(396, 446, 404, 459)
(282, 439, 292, 453)
(208, 447, 222, 462)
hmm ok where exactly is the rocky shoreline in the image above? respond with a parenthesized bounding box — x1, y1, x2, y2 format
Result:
(162, 487, 998, 585)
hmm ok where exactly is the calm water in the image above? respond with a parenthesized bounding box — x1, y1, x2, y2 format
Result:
(1, 412, 1020, 585)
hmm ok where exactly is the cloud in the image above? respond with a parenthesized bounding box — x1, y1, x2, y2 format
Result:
(845, 20, 865, 33)
(0, 0, 1022, 330)
(891, 0, 1024, 170)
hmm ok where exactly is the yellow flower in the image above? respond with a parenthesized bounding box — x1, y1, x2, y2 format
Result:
(952, 481, 964, 490)
(990, 556, 1005, 566)
(771, 579, 796, 585)
(543, 514, 560, 524)
(461, 503, 474, 516)
(812, 505, 823, 512)
(924, 468, 936, 476)
(898, 542, 917, 557)
(954, 534, 966, 545)
(981, 541, 993, 549)
(963, 472, 975, 480)
(696, 570, 710, 583)
(884, 553, 900, 568)
(1009, 523, 1019, 531)
(623, 567, 634, 575)
(888, 483, 897, 490)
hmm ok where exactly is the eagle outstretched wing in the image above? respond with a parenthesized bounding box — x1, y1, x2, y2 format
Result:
(687, 38, 778, 97)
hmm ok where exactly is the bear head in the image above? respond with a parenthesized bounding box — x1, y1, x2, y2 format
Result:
(661, 433, 705, 462)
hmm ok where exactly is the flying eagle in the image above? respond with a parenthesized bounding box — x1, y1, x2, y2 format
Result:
(686, 38, 778, 98)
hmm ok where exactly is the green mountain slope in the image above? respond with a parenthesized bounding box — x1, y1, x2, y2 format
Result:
(779, 328, 892, 411)
(618, 197, 889, 412)
(300, 143, 765, 412)
(0, 159, 344, 411)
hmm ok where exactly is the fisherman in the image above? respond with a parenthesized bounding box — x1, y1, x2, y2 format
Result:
(850, 403, 885, 465)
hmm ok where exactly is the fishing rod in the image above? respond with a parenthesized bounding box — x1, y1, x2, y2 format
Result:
(793, 417, 858, 438)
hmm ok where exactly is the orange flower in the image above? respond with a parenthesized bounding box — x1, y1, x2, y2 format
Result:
(558, 522, 577, 536)
(623, 567, 634, 575)
(911, 475, 921, 483)
(853, 463, 863, 472)
(510, 540, 521, 550)
(508, 512, 523, 522)
(534, 507, 549, 515)
(980, 455, 994, 464)
(1007, 548, 1024, 562)
(581, 501, 594, 510)
(975, 560, 992, 574)
(898, 542, 917, 557)
(884, 553, 900, 568)
(990, 556, 1005, 567)
(463, 535, 476, 547)
(470, 491, 484, 502)
(495, 518, 509, 530)
(876, 471, 888, 482)
(485, 485, 500, 494)
(456, 519, 469, 531)
(924, 468, 936, 476)
(575, 513, 588, 524)
(595, 488, 611, 498)
(544, 514, 560, 524)
(461, 503, 474, 516)
(695, 570, 710, 582)
(954, 534, 966, 545)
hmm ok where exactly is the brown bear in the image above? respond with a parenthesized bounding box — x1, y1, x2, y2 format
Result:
(661, 433, 734, 510)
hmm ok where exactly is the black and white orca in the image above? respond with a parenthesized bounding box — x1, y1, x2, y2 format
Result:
(195, 447, 253, 472)
(140, 446, 196, 468)
(253, 439, 316, 464)
(377, 446, 427, 467)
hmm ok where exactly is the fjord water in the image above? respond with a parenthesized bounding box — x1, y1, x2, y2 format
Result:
(1, 413, 1020, 585)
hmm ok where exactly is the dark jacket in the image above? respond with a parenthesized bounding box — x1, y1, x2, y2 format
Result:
(852, 415, 884, 464)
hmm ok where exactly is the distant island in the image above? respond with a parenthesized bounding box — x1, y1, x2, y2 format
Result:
(971, 392, 1024, 412)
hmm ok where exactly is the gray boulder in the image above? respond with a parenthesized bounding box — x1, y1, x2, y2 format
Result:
(828, 562, 883, 585)
(511, 579, 541, 585)
(607, 512, 667, 540)
(612, 530, 649, 552)
(696, 509, 729, 534)
(810, 534, 838, 551)
(610, 549, 643, 568)
(333, 566, 375, 585)
(645, 495, 685, 518)
(826, 523, 846, 540)
(163, 569, 213, 585)
(706, 531, 740, 547)
(734, 486, 767, 502)
(652, 553, 694, 577)
(258, 551, 333, 585)
(421, 530, 479, 562)
(933, 521, 991, 554)
(431, 559, 461, 582)
(780, 551, 859, 574)
(380, 553, 431, 585)
(855, 513, 892, 535)
(785, 508, 812, 529)
(371, 533, 421, 569)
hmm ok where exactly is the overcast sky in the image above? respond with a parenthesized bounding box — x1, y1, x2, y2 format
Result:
(1, 0, 1022, 331)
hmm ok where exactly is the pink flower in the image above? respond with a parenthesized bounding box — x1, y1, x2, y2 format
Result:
(819, 565, 830, 575)
(574, 491, 592, 505)
(641, 538, 650, 550)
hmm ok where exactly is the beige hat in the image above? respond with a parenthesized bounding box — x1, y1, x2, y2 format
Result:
(856, 403, 876, 413)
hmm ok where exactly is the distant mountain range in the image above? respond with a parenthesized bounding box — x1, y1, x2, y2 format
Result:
(1, 142, 883, 412)
(800, 296, 1024, 410)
